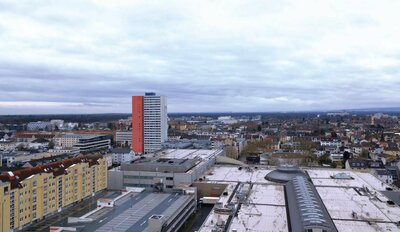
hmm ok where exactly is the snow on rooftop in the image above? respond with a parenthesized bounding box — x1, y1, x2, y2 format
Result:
(333, 220, 400, 232)
(316, 187, 400, 222)
(158, 149, 222, 160)
(355, 172, 392, 191)
(248, 184, 285, 206)
(206, 166, 273, 184)
(199, 168, 400, 232)
(229, 204, 288, 232)
(197, 213, 230, 232)
(308, 169, 391, 191)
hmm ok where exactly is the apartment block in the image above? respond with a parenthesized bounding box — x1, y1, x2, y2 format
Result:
(0, 154, 107, 232)
(132, 92, 168, 154)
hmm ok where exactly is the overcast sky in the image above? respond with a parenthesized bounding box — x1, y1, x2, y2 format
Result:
(0, 0, 399, 114)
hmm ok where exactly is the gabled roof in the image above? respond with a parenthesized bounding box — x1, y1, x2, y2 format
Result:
(0, 153, 103, 190)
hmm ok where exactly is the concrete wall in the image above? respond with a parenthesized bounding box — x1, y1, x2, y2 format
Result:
(107, 169, 124, 190)
(192, 182, 228, 198)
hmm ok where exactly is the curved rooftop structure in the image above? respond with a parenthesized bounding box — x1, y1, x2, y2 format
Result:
(286, 176, 337, 232)
(265, 165, 305, 183)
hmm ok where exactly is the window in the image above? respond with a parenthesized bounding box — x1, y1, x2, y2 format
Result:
(166, 177, 173, 180)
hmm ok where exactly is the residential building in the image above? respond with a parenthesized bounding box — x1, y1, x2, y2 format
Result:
(132, 92, 168, 154)
(109, 148, 138, 165)
(345, 159, 385, 170)
(320, 138, 342, 147)
(0, 154, 107, 232)
(375, 169, 394, 184)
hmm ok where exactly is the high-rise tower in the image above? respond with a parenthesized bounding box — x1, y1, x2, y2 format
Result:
(132, 93, 167, 153)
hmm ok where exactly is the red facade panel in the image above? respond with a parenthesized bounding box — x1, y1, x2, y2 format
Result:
(132, 96, 144, 153)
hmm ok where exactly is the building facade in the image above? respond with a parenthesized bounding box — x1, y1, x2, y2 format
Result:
(0, 154, 107, 232)
(108, 149, 223, 191)
(115, 131, 132, 147)
(132, 93, 168, 154)
(54, 134, 111, 152)
(26, 121, 52, 131)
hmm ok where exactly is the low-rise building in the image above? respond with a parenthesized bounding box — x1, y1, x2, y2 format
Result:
(108, 149, 223, 191)
(109, 148, 138, 165)
(320, 138, 342, 148)
(55, 134, 112, 152)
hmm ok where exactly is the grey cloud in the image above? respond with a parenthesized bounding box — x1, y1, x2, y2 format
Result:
(0, 0, 400, 114)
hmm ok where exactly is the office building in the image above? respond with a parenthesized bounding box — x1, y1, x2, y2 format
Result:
(132, 92, 168, 154)
(0, 154, 108, 232)
(54, 133, 112, 152)
(115, 131, 132, 147)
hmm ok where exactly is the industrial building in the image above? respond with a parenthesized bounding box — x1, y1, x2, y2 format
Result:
(196, 166, 400, 232)
(61, 187, 197, 232)
(0, 154, 108, 232)
(108, 149, 223, 191)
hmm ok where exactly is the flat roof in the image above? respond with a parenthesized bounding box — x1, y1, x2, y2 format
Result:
(205, 166, 273, 184)
(76, 192, 191, 232)
(197, 166, 400, 232)
(229, 204, 288, 232)
(198, 166, 289, 232)
(333, 220, 400, 232)
(317, 187, 400, 222)
(248, 184, 285, 206)
(155, 149, 223, 161)
(307, 169, 392, 191)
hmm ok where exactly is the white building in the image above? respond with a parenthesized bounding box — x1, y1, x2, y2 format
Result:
(50, 120, 64, 129)
(217, 116, 238, 124)
(143, 93, 168, 153)
(320, 139, 342, 148)
(329, 153, 344, 162)
(110, 148, 138, 164)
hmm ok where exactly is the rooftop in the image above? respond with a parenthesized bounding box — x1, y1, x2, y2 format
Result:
(121, 157, 198, 173)
(197, 166, 400, 232)
(0, 153, 102, 189)
(69, 190, 194, 232)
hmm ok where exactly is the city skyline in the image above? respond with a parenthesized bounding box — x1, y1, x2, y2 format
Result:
(1, 1, 400, 114)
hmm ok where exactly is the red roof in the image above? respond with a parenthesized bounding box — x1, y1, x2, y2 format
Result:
(0, 154, 102, 190)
